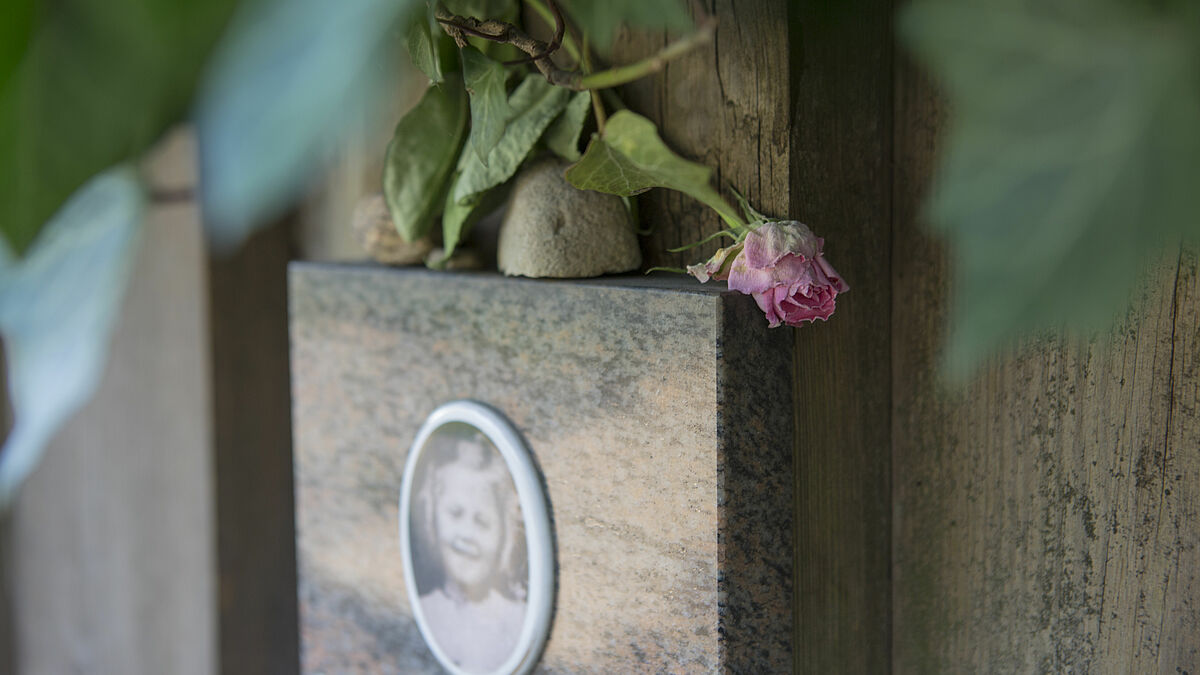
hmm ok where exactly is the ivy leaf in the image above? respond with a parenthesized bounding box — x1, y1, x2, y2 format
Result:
(196, 0, 412, 252)
(565, 109, 743, 228)
(900, 0, 1200, 374)
(0, 0, 236, 255)
(0, 168, 143, 503)
(559, 0, 693, 54)
(440, 171, 511, 259)
(462, 46, 514, 165)
(544, 91, 592, 162)
(383, 77, 470, 241)
(406, 12, 444, 84)
(453, 74, 570, 205)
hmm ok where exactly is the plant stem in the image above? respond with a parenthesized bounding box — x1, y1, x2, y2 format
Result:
(525, 0, 581, 64)
(577, 18, 715, 90)
(435, 2, 715, 92)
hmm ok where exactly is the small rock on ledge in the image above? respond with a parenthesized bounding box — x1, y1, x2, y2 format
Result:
(498, 159, 642, 278)
(353, 193, 434, 265)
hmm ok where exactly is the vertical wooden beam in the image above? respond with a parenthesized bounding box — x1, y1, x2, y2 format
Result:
(4, 198, 217, 675)
(789, 2, 894, 673)
(209, 221, 300, 675)
(0, 512, 14, 675)
(891, 37, 1200, 675)
(0, 351, 13, 675)
(617, 2, 894, 670)
(616, 0, 792, 270)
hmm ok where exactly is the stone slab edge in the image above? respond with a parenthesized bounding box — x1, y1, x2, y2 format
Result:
(716, 294, 795, 672)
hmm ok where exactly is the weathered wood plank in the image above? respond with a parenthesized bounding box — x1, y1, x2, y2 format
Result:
(789, 2, 894, 673)
(7, 202, 217, 675)
(616, 0, 792, 270)
(891, 47, 1200, 673)
(1161, 248, 1200, 670)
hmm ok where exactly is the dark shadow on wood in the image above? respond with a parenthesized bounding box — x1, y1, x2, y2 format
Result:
(0, 342, 12, 675)
(790, 1, 894, 672)
(210, 219, 301, 675)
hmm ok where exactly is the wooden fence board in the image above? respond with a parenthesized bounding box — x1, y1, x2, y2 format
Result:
(7, 204, 217, 675)
(891, 48, 1200, 674)
(790, 2, 895, 673)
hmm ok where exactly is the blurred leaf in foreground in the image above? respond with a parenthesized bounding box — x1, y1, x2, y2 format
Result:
(197, 0, 413, 252)
(0, 168, 143, 504)
(565, 109, 743, 228)
(407, 10, 445, 85)
(0, 0, 236, 255)
(900, 0, 1200, 375)
(0, 0, 34, 92)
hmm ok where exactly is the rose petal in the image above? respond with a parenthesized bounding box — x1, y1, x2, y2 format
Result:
(742, 221, 823, 268)
(751, 290, 783, 327)
(686, 243, 742, 283)
(816, 255, 849, 292)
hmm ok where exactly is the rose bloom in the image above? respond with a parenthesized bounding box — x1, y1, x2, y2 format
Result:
(724, 221, 848, 327)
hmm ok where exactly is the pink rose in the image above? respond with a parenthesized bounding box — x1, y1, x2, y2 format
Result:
(685, 242, 742, 283)
(726, 221, 848, 327)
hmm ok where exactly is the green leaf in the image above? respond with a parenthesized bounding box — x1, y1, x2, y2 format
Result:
(453, 74, 571, 205)
(197, 0, 413, 251)
(0, 167, 144, 503)
(544, 91, 592, 162)
(406, 12, 444, 84)
(559, 0, 693, 54)
(440, 172, 512, 258)
(462, 46, 513, 164)
(0, 0, 238, 255)
(900, 0, 1200, 374)
(0, 0, 34, 93)
(383, 77, 470, 241)
(564, 109, 743, 228)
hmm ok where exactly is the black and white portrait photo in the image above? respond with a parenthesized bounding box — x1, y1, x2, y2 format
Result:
(400, 402, 553, 675)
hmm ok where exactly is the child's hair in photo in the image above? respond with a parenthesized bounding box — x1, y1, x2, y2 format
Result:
(410, 424, 528, 601)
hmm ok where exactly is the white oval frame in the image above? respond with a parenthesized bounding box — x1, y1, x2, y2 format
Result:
(399, 400, 554, 675)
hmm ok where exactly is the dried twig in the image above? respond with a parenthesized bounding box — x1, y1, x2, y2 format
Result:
(502, 0, 565, 65)
(434, 1, 715, 91)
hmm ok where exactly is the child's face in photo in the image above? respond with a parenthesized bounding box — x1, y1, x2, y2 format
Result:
(434, 459, 506, 593)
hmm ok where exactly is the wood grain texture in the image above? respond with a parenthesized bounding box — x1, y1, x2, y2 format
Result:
(0, 512, 13, 675)
(6, 204, 217, 675)
(615, 0, 792, 270)
(790, 2, 894, 673)
(210, 221, 301, 675)
(891, 51, 1200, 673)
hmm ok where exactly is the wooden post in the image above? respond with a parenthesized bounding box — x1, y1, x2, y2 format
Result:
(891, 39, 1200, 675)
(209, 221, 301, 675)
(616, 1, 896, 671)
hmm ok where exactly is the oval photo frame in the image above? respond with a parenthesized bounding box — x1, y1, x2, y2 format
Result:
(399, 401, 554, 675)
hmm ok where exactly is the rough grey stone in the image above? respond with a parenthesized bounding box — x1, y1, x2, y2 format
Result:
(352, 193, 434, 265)
(497, 159, 641, 278)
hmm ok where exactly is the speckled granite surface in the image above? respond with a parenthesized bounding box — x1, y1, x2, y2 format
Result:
(289, 264, 793, 673)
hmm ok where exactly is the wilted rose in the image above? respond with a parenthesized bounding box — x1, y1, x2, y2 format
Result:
(726, 221, 848, 327)
(685, 242, 742, 283)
